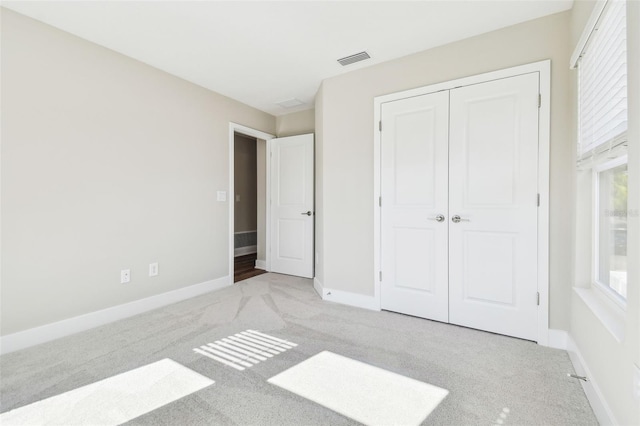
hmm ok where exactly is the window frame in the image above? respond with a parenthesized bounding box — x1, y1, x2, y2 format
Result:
(592, 154, 628, 309)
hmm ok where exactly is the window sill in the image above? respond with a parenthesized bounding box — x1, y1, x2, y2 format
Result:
(573, 286, 625, 343)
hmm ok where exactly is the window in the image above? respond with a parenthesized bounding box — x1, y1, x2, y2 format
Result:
(576, 0, 628, 302)
(595, 159, 628, 300)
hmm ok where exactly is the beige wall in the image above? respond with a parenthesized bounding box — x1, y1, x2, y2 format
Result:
(0, 9, 275, 335)
(234, 134, 257, 233)
(569, 1, 640, 424)
(317, 11, 573, 329)
(276, 109, 315, 137)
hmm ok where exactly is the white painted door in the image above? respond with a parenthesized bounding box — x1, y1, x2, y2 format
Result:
(270, 134, 314, 278)
(448, 73, 539, 340)
(380, 91, 450, 322)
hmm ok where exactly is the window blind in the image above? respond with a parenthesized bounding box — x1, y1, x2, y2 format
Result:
(578, 0, 627, 159)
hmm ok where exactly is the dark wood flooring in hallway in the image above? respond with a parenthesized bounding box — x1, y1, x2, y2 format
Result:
(234, 253, 267, 283)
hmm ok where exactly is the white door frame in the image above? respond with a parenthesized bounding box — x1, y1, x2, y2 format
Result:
(372, 60, 551, 345)
(228, 122, 275, 283)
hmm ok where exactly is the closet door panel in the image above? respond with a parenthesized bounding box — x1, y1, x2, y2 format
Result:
(448, 73, 539, 341)
(380, 91, 449, 322)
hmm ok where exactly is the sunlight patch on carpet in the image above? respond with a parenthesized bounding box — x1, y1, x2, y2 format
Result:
(194, 329, 297, 370)
(268, 351, 448, 426)
(0, 359, 213, 426)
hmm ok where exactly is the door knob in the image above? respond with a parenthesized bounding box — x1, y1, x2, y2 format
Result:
(451, 215, 469, 223)
(428, 214, 445, 222)
(301, 211, 312, 216)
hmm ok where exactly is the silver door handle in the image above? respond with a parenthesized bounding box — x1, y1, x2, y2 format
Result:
(428, 214, 445, 222)
(301, 211, 312, 216)
(451, 215, 470, 223)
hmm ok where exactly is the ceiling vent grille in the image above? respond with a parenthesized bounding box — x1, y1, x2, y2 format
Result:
(337, 51, 371, 66)
(276, 98, 305, 109)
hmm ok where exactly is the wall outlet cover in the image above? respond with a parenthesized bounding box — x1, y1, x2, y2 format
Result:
(149, 262, 159, 277)
(120, 269, 131, 284)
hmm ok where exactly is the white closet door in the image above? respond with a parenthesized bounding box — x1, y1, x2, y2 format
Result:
(448, 73, 539, 341)
(380, 91, 449, 322)
(270, 134, 314, 278)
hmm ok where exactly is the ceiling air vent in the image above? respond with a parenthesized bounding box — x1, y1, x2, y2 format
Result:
(337, 51, 371, 66)
(276, 98, 305, 109)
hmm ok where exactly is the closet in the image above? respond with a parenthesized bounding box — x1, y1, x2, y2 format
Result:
(380, 71, 541, 341)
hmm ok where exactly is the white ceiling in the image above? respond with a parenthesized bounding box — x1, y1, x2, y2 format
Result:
(2, 1, 573, 116)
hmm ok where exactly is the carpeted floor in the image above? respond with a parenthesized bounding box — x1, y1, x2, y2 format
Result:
(0, 273, 597, 425)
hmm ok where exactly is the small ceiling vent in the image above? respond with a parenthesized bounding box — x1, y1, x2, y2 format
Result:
(276, 98, 305, 109)
(337, 51, 371, 66)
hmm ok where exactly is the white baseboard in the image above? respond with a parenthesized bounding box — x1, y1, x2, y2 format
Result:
(234, 245, 257, 257)
(255, 260, 267, 270)
(313, 277, 323, 298)
(314, 279, 379, 311)
(0, 275, 231, 355)
(565, 333, 618, 425)
(546, 328, 568, 350)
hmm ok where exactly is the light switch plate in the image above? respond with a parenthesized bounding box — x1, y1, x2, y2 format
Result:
(217, 191, 227, 202)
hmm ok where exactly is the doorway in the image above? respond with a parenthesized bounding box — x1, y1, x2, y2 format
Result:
(228, 124, 315, 283)
(228, 123, 275, 283)
(233, 133, 267, 282)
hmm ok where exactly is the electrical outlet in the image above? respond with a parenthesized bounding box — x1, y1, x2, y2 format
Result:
(149, 262, 159, 277)
(120, 269, 131, 284)
(217, 191, 227, 202)
(236, 194, 241, 202)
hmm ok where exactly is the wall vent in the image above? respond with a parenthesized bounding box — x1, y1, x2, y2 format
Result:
(337, 51, 371, 66)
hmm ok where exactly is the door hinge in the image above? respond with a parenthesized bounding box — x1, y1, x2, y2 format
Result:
(537, 193, 540, 206)
(379, 121, 382, 132)
(379, 271, 382, 281)
(379, 196, 382, 207)
(538, 94, 541, 108)
(536, 292, 540, 306)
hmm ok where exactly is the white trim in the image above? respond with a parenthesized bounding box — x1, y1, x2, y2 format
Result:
(570, 0, 608, 69)
(593, 154, 628, 173)
(566, 333, 618, 425)
(0, 276, 231, 355)
(535, 329, 619, 425)
(546, 329, 568, 350)
(537, 60, 551, 346)
(573, 287, 625, 343)
(313, 277, 324, 298)
(374, 60, 550, 105)
(229, 123, 275, 280)
(373, 60, 551, 345)
(234, 245, 257, 257)
(317, 284, 380, 312)
(255, 260, 268, 270)
(592, 155, 628, 311)
(372, 105, 382, 311)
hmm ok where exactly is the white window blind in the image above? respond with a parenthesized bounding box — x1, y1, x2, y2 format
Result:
(578, 0, 627, 159)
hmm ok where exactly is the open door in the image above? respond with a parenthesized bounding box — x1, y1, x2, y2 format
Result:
(270, 134, 314, 278)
